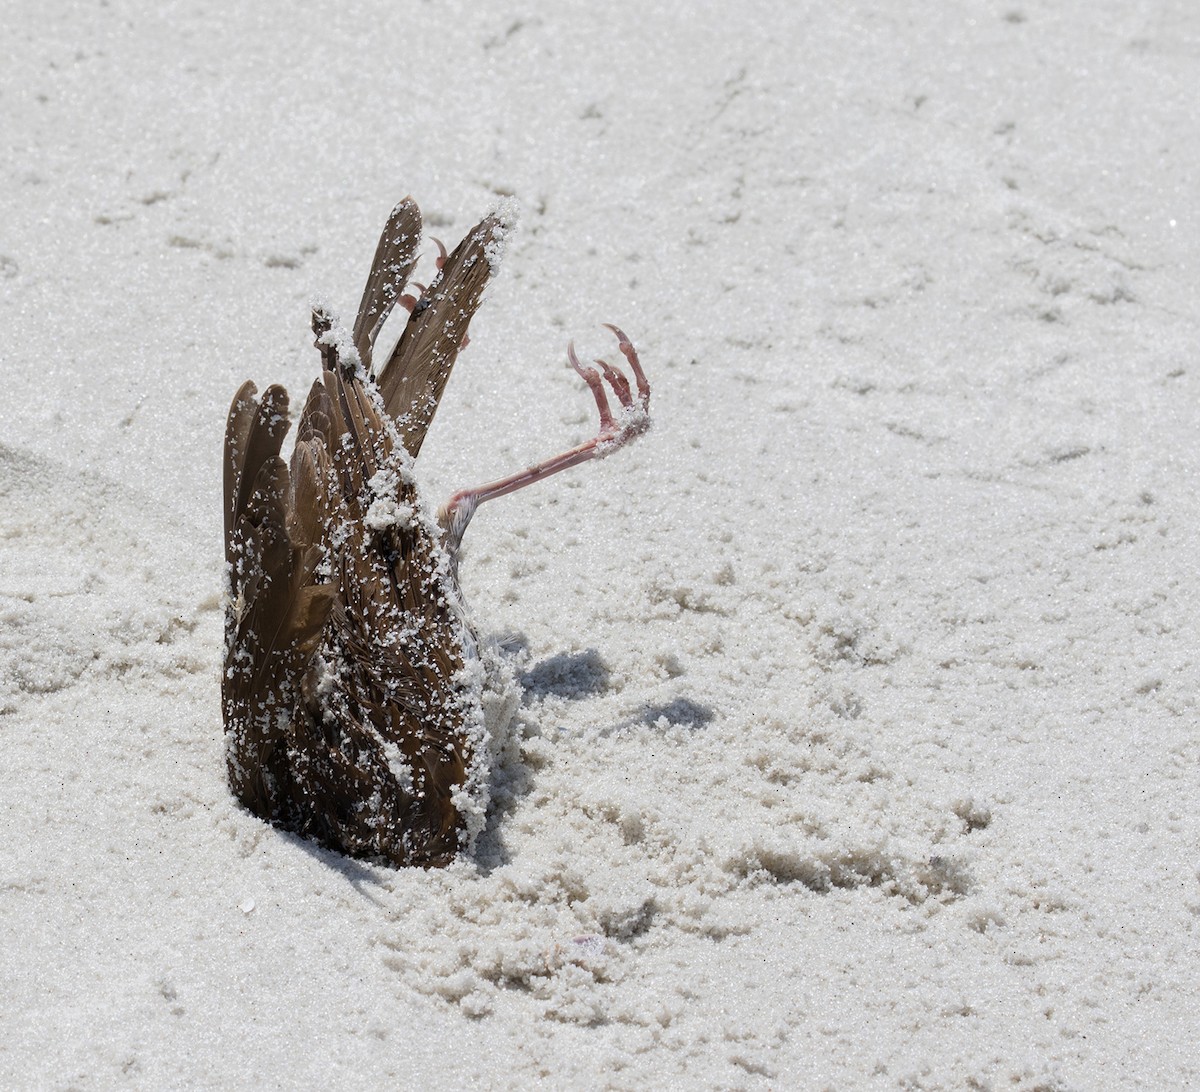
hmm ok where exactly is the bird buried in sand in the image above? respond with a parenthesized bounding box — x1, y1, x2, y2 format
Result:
(221, 196, 650, 867)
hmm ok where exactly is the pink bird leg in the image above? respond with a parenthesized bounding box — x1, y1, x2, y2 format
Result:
(439, 325, 649, 552)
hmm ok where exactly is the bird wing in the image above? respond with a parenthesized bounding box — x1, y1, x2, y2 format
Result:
(351, 196, 423, 366)
(297, 308, 474, 864)
(375, 211, 505, 458)
(221, 382, 335, 815)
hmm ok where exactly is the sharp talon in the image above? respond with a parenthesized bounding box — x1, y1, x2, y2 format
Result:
(567, 342, 592, 381)
(431, 237, 448, 270)
(594, 358, 633, 407)
(602, 323, 649, 409)
(568, 342, 615, 431)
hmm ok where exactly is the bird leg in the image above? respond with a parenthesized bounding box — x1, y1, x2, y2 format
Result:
(398, 240, 450, 314)
(438, 325, 649, 554)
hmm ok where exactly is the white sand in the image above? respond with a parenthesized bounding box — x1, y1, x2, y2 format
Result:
(4, 1, 1200, 1087)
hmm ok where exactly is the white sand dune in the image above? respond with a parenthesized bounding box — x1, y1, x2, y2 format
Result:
(4, 1, 1199, 1087)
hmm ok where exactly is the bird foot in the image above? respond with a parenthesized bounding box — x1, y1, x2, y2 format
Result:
(438, 326, 650, 553)
(569, 324, 650, 450)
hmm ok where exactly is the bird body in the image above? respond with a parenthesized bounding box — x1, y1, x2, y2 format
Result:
(222, 196, 648, 868)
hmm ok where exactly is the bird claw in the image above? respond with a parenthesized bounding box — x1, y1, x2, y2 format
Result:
(567, 326, 651, 451)
(437, 326, 650, 555)
(601, 324, 651, 408)
(396, 235, 449, 312)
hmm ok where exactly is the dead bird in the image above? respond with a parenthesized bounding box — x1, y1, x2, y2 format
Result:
(222, 196, 650, 867)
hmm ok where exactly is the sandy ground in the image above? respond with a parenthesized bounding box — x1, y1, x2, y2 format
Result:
(4, 1, 1200, 1087)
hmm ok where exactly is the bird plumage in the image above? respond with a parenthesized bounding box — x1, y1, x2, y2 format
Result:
(222, 198, 505, 867)
(222, 194, 648, 869)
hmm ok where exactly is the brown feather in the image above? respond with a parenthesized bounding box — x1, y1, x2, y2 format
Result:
(223, 380, 260, 559)
(286, 440, 326, 552)
(352, 196, 422, 365)
(376, 212, 502, 456)
(296, 378, 334, 447)
(225, 384, 290, 559)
